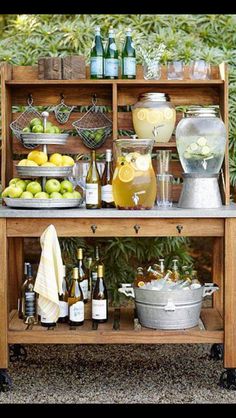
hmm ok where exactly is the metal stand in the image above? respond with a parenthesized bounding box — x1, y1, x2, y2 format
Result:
(210, 343, 224, 360)
(220, 369, 236, 390)
(0, 369, 12, 392)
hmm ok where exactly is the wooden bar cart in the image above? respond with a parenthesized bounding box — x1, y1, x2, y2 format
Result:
(0, 63, 236, 391)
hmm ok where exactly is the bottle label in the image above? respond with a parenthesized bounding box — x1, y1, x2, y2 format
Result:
(86, 184, 99, 204)
(102, 184, 114, 203)
(123, 57, 136, 76)
(69, 301, 84, 322)
(24, 291, 36, 316)
(105, 59, 119, 77)
(41, 314, 54, 324)
(110, 43, 117, 51)
(90, 57, 103, 76)
(92, 299, 107, 320)
(80, 279, 88, 300)
(59, 301, 68, 318)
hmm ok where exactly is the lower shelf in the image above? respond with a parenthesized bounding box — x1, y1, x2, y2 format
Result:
(8, 308, 223, 344)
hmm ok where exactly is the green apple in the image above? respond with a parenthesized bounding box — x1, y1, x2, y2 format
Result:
(22, 126, 31, 133)
(8, 185, 23, 198)
(26, 181, 42, 195)
(62, 192, 75, 199)
(60, 179, 74, 194)
(50, 192, 63, 199)
(16, 179, 26, 191)
(30, 118, 42, 129)
(45, 179, 61, 194)
(20, 191, 34, 199)
(9, 177, 21, 186)
(24, 180, 31, 186)
(73, 191, 82, 199)
(2, 186, 11, 198)
(34, 192, 49, 199)
(32, 124, 44, 134)
(53, 126, 61, 134)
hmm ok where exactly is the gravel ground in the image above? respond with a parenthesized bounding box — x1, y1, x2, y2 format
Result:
(0, 344, 236, 404)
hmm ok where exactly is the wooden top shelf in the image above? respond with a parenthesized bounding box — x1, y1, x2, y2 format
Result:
(8, 308, 223, 345)
(6, 79, 224, 86)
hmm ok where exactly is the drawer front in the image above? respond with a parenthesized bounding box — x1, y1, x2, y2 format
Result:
(7, 218, 224, 237)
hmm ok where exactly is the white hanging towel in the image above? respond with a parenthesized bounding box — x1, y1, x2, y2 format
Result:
(34, 224, 63, 323)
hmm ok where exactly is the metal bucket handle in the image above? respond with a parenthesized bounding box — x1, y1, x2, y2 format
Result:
(118, 286, 135, 298)
(203, 283, 219, 297)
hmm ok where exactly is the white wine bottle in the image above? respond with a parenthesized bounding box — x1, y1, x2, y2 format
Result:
(101, 149, 115, 208)
(92, 264, 108, 323)
(77, 248, 88, 303)
(68, 267, 84, 326)
(58, 265, 69, 323)
(22, 263, 37, 324)
(85, 150, 101, 209)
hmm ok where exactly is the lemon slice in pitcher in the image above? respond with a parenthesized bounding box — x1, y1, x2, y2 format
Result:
(147, 110, 163, 124)
(118, 164, 135, 183)
(137, 109, 147, 121)
(135, 155, 150, 171)
(164, 108, 174, 120)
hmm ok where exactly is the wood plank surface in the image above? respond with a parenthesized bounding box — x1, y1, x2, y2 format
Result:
(1, 63, 13, 188)
(224, 218, 236, 367)
(212, 237, 224, 316)
(0, 219, 9, 368)
(219, 63, 230, 205)
(7, 218, 224, 238)
(8, 238, 24, 312)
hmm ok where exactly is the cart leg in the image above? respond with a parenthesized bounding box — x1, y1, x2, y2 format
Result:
(223, 219, 236, 387)
(220, 369, 236, 390)
(0, 219, 9, 370)
(0, 369, 12, 392)
(212, 237, 224, 316)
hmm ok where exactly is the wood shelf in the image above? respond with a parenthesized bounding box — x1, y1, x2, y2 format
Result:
(8, 308, 223, 345)
(6, 79, 224, 86)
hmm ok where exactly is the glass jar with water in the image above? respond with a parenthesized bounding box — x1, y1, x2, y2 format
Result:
(175, 107, 226, 174)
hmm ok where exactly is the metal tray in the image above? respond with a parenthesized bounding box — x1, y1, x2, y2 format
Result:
(20, 133, 69, 145)
(4, 197, 84, 209)
(16, 165, 73, 178)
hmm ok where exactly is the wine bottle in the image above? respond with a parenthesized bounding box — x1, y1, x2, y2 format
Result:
(92, 264, 108, 323)
(122, 28, 136, 79)
(90, 26, 104, 79)
(77, 248, 88, 303)
(101, 149, 115, 208)
(22, 264, 37, 324)
(104, 27, 119, 79)
(91, 245, 104, 289)
(87, 256, 93, 300)
(18, 261, 30, 319)
(85, 150, 101, 209)
(68, 267, 84, 326)
(58, 265, 69, 323)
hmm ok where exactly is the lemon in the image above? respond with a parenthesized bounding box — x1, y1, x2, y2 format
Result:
(201, 145, 211, 155)
(146, 110, 163, 124)
(164, 108, 174, 120)
(138, 281, 145, 287)
(136, 109, 147, 121)
(118, 164, 135, 183)
(49, 153, 63, 166)
(41, 162, 56, 167)
(61, 155, 75, 166)
(189, 142, 198, 151)
(18, 159, 38, 166)
(27, 150, 48, 166)
(125, 152, 140, 163)
(135, 155, 150, 171)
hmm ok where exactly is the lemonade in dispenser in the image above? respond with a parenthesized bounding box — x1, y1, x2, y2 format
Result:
(112, 139, 157, 209)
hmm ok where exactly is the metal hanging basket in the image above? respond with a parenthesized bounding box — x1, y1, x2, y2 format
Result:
(53, 94, 75, 124)
(10, 96, 43, 149)
(72, 97, 112, 149)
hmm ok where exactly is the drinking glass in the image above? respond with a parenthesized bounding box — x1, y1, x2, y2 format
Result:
(157, 150, 172, 174)
(189, 60, 211, 80)
(143, 61, 161, 80)
(167, 61, 184, 80)
(156, 174, 173, 207)
(68, 160, 89, 193)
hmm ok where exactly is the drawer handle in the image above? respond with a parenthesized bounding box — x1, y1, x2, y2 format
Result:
(176, 224, 183, 234)
(91, 224, 97, 234)
(134, 224, 141, 234)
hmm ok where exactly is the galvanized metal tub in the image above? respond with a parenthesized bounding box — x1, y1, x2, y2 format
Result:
(119, 283, 218, 330)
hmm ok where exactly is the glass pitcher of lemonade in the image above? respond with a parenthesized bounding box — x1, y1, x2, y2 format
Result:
(112, 139, 157, 209)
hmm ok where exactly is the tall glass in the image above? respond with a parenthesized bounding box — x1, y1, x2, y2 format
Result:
(157, 150, 171, 174)
(112, 139, 157, 209)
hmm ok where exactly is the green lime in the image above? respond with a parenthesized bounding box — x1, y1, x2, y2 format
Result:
(53, 126, 61, 134)
(32, 124, 44, 133)
(22, 126, 31, 133)
(95, 132, 103, 142)
(30, 118, 42, 128)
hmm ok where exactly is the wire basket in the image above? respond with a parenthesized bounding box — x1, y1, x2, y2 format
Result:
(53, 95, 75, 124)
(72, 100, 112, 149)
(10, 98, 43, 149)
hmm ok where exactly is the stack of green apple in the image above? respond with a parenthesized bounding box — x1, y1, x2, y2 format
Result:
(22, 118, 62, 134)
(2, 178, 81, 199)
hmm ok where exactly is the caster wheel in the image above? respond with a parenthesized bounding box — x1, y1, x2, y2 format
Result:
(9, 344, 27, 362)
(210, 343, 224, 360)
(220, 369, 236, 390)
(0, 369, 12, 392)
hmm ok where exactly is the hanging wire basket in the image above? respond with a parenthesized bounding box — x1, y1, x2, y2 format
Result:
(53, 94, 76, 124)
(72, 97, 112, 149)
(10, 96, 43, 149)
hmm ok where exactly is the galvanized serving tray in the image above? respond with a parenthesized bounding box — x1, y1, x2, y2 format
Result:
(4, 197, 84, 209)
(20, 133, 69, 145)
(16, 165, 73, 178)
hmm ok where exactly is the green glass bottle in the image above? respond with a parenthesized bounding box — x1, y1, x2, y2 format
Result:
(122, 28, 136, 79)
(90, 26, 104, 79)
(104, 27, 119, 79)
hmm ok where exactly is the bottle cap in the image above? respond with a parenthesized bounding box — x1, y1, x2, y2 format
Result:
(98, 264, 104, 277)
(105, 149, 112, 161)
(77, 248, 83, 259)
(73, 267, 79, 279)
(24, 262, 30, 275)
